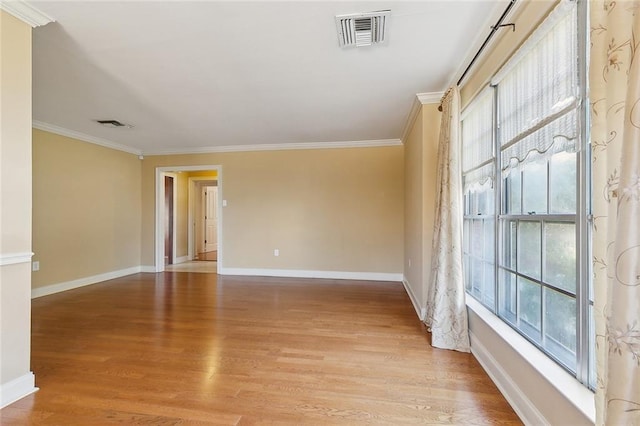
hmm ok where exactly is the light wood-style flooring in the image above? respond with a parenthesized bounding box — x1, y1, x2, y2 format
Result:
(2, 273, 521, 425)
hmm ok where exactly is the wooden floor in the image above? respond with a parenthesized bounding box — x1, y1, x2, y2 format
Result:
(2, 273, 521, 425)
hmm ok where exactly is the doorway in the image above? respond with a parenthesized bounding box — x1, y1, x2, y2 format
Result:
(155, 166, 222, 273)
(194, 182, 218, 261)
(164, 175, 175, 265)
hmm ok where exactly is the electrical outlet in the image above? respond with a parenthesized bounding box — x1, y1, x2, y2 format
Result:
(274, 249, 279, 257)
(32, 261, 40, 271)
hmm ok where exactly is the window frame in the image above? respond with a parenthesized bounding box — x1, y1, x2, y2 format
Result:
(462, 0, 593, 388)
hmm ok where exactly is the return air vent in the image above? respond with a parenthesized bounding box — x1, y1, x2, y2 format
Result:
(335, 10, 390, 48)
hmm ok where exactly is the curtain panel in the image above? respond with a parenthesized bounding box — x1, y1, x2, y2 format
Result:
(590, 1, 640, 424)
(425, 87, 470, 353)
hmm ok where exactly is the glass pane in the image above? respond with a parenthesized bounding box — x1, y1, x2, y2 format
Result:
(522, 160, 548, 214)
(483, 262, 495, 308)
(464, 255, 471, 291)
(501, 220, 517, 269)
(519, 277, 542, 342)
(463, 219, 470, 254)
(544, 288, 577, 371)
(472, 258, 483, 296)
(472, 220, 483, 256)
(505, 170, 521, 214)
(499, 269, 517, 323)
(484, 219, 495, 262)
(544, 222, 576, 293)
(519, 221, 541, 279)
(549, 151, 577, 214)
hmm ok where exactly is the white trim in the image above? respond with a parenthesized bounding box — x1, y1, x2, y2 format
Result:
(0, 1, 54, 27)
(33, 121, 142, 156)
(469, 330, 547, 425)
(0, 372, 37, 409)
(401, 92, 444, 142)
(140, 266, 157, 273)
(144, 139, 401, 156)
(175, 256, 189, 264)
(31, 266, 141, 298)
(156, 166, 223, 274)
(402, 277, 425, 320)
(467, 297, 595, 424)
(219, 267, 402, 282)
(0, 252, 33, 266)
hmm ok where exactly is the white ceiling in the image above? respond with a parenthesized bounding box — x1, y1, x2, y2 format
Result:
(29, 1, 507, 155)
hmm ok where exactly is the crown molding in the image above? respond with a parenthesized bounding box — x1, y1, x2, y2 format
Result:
(33, 121, 142, 156)
(401, 91, 444, 142)
(0, 1, 54, 27)
(143, 139, 402, 156)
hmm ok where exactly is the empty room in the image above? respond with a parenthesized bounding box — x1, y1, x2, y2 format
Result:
(1, 0, 638, 424)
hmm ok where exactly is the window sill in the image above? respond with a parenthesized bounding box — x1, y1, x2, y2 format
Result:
(466, 297, 595, 423)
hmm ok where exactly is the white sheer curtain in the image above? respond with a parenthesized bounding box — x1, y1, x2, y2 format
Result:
(590, 1, 640, 423)
(425, 87, 470, 353)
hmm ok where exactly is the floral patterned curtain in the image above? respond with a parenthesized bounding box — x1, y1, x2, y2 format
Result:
(425, 87, 470, 353)
(590, 1, 640, 423)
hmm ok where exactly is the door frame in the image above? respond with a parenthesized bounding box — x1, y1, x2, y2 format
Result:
(155, 165, 223, 273)
(188, 178, 218, 260)
(163, 172, 178, 265)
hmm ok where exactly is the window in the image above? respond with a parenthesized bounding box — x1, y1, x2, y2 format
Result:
(462, 0, 593, 387)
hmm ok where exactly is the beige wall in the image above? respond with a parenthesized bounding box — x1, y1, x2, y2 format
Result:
(32, 129, 142, 289)
(141, 147, 404, 274)
(0, 10, 35, 401)
(459, 1, 591, 423)
(403, 104, 440, 314)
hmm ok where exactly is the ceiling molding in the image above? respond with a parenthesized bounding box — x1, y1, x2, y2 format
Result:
(0, 1, 54, 27)
(401, 91, 444, 142)
(143, 139, 402, 156)
(416, 92, 444, 105)
(33, 121, 143, 156)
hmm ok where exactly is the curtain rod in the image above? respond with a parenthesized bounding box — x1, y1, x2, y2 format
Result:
(456, 0, 517, 87)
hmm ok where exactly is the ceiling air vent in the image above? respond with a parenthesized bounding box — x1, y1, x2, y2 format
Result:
(335, 10, 390, 48)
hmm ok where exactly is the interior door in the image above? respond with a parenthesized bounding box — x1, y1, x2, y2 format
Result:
(204, 186, 218, 252)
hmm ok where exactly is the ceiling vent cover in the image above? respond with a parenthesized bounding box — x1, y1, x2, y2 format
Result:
(335, 10, 390, 48)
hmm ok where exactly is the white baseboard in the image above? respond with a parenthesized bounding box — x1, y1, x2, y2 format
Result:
(175, 256, 189, 264)
(469, 331, 547, 425)
(31, 266, 142, 298)
(219, 267, 402, 282)
(402, 277, 425, 320)
(1, 372, 38, 409)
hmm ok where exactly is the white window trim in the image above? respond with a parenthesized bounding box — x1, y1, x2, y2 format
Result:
(467, 297, 595, 423)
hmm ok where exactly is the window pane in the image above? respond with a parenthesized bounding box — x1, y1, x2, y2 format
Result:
(472, 220, 483, 256)
(502, 220, 517, 269)
(522, 160, 548, 214)
(472, 258, 483, 296)
(519, 277, 542, 342)
(505, 170, 522, 214)
(463, 219, 470, 253)
(519, 221, 541, 279)
(483, 262, 495, 308)
(549, 151, 577, 214)
(499, 269, 517, 323)
(544, 222, 576, 293)
(544, 287, 577, 371)
(464, 255, 471, 291)
(484, 219, 495, 262)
